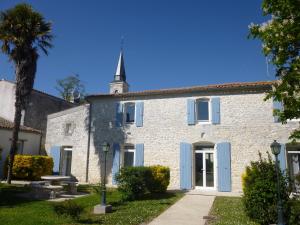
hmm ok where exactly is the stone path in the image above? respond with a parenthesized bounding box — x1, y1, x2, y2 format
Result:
(147, 193, 215, 225)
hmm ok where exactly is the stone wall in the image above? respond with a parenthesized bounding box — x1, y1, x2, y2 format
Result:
(45, 105, 90, 182)
(45, 90, 298, 192)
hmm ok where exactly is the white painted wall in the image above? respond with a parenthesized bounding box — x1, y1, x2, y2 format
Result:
(0, 80, 15, 121)
(0, 129, 41, 178)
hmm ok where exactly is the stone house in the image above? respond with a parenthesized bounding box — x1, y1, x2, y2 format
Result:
(0, 117, 42, 177)
(45, 51, 300, 193)
(0, 79, 75, 145)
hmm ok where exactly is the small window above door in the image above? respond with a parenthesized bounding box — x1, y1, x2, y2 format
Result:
(196, 99, 210, 122)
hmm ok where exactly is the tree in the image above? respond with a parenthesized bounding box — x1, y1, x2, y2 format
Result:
(249, 0, 300, 140)
(55, 74, 85, 103)
(0, 4, 53, 183)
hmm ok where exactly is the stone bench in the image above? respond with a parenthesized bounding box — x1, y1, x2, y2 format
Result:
(31, 184, 63, 199)
(61, 181, 78, 195)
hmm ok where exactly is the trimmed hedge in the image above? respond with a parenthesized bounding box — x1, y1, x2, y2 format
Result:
(147, 165, 170, 193)
(4, 154, 53, 180)
(115, 165, 170, 200)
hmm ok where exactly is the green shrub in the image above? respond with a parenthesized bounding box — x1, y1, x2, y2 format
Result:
(53, 200, 83, 219)
(147, 165, 170, 193)
(242, 152, 290, 225)
(288, 199, 300, 225)
(4, 154, 53, 180)
(115, 166, 151, 200)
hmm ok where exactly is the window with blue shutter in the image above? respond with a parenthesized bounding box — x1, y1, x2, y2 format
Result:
(50, 146, 61, 175)
(273, 99, 283, 123)
(180, 142, 192, 189)
(217, 142, 231, 192)
(211, 97, 220, 124)
(187, 99, 196, 125)
(278, 144, 287, 173)
(115, 103, 123, 127)
(135, 102, 144, 127)
(112, 143, 121, 185)
(135, 144, 144, 166)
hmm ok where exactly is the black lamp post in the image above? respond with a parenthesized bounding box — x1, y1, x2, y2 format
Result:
(270, 140, 285, 225)
(94, 141, 112, 214)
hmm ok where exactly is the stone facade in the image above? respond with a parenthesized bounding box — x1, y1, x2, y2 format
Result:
(45, 85, 298, 193)
(0, 80, 75, 144)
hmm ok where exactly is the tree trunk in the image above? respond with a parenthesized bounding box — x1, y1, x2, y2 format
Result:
(6, 51, 37, 184)
(6, 91, 22, 184)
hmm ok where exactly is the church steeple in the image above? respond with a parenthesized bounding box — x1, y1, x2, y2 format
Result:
(114, 50, 126, 82)
(110, 50, 129, 94)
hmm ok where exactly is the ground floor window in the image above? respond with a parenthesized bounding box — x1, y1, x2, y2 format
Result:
(123, 145, 135, 167)
(287, 150, 300, 191)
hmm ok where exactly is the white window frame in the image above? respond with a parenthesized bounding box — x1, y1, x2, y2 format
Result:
(123, 146, 135, 167)
(195, 98, 211, 124)
(124, 102, 136, 124)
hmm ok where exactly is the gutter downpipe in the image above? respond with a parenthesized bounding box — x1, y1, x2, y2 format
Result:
(85, 99, 93, 183)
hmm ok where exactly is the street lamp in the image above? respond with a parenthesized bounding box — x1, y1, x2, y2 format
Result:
(94, 141, 112, 214)
(270, 140, 285, 225)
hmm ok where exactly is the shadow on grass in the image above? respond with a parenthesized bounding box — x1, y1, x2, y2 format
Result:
(137, 191, 179, 201)
(0, 185, 41, 207)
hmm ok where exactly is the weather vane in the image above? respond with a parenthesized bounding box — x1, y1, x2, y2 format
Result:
(120, 35, 125, 51)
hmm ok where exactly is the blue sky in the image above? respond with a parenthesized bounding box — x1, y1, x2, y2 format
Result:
(0, 0, 272, 96)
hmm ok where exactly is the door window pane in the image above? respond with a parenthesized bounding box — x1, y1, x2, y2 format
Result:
(124, 151, 134, 167)
(205, 153, 214, 187)
(196, 100, 209, 121)
(195, 153, 203, 186)
(125, 103, 135, 123)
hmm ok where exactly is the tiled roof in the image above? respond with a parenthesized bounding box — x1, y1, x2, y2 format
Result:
(0, 117, 41, 134)
(87, 81, 275, 99)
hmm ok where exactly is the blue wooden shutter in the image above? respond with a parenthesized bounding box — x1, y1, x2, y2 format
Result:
(135, 102, 144, 127)
(112, 143, 121, 185)
(180, 142, 192, 189)
(135, 144, 144, 166)
(273, 99, 283, 123)
(211, 97, 220, 124)
(50, 146, 61, 175)
(278, 144, 287, 172)
(115, 103, 123, 127)
(217, 142, 231, 192)
(187, 99, 196, 125)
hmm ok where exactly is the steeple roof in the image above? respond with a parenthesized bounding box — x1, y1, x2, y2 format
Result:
(114, 50, 126, 82)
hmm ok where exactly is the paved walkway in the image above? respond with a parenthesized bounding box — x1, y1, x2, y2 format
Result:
(147, 193, 215, 225)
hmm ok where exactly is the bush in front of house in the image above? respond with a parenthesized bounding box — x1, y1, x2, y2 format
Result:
(115, 165, 171, 200)
(146, 165, 170, 193)
(288, 199, 300, 225)
(115, 166, 151, 200)
(4, 154, 53, 180)
(242, 152, 290, 225)
(53, 200, 83, 219)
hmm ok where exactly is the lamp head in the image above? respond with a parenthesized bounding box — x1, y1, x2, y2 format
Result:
(270, 140, 281, 156)
(102, 141, 110, 153)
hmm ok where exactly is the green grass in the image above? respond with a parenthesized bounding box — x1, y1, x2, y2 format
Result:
(0, 183, 183, 225)
(208, 197, 259, 225)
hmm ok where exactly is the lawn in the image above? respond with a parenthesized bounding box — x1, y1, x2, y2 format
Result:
(0, 183, 183, 225)
(208, 197, 259, 225)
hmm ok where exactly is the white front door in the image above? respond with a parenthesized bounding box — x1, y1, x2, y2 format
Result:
(195, 150, 215, 189)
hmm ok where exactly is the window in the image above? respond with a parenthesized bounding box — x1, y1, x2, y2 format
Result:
(64, 122, 75, 136)
(125, 103, 135, 123)
(196, 99, 209, 121)
(60, 147, 72, 176)
(124, 145, 135, 167)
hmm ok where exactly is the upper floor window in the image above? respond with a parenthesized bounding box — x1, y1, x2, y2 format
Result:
(196, 99, 209, 121)
(123, 145, 135, 167)
(125, 103, 135, 123)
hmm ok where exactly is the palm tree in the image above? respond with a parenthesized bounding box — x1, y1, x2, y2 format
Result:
(0, 4, 53, 184)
